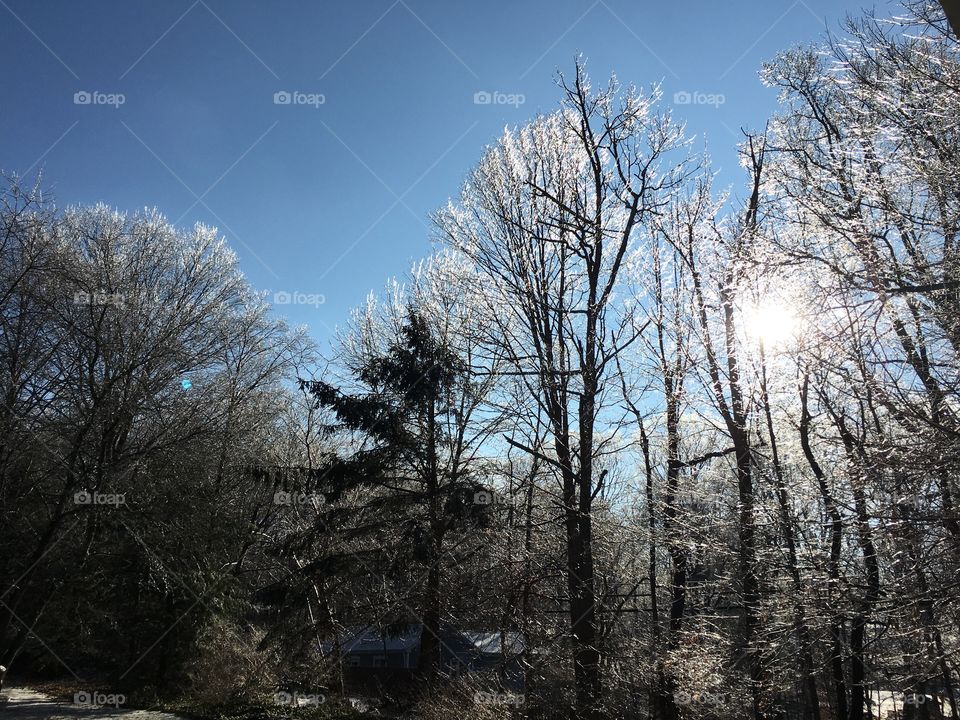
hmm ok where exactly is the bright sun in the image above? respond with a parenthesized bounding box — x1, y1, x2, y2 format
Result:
(743, 302, 798, 349)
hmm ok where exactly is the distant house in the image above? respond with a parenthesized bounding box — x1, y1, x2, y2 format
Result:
(321, 624, 525, 689)
(865, 688, 947, 719)
(777, 687, 948, 720)
(327, 625, 422, 670)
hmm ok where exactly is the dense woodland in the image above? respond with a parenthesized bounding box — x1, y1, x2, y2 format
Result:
(1, 3, 959, 719)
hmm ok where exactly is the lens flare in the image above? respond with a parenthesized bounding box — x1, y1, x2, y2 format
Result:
(743, 302, 798, 348)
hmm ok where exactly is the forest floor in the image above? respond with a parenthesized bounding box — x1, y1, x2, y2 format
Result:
(0, 687, 190, 719)
(0, 685, 370, 719)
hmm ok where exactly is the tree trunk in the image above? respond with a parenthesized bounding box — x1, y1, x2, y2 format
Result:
(799, 375, 848, 720)
(760, 351, 820, 720)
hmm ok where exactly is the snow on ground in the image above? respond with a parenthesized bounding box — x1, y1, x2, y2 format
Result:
(0, 688, 188, 719)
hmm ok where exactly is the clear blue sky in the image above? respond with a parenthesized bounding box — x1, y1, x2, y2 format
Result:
(1, 0, 875, 345)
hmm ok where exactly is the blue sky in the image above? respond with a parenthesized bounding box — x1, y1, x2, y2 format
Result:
(1, 0, 875, 345)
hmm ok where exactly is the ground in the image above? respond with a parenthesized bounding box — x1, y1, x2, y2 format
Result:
(0, 688, 188, 719)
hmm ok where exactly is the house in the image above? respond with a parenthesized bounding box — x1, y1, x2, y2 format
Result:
(328, 624, 422, 670)
(865, 688, 947, 719)
(321, 624, 525, 689)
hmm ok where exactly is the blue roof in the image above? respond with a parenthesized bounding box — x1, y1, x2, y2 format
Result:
(321, 624, 422, 655)
(320, 624, 524, 657)
(462, 631, 525, 655)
